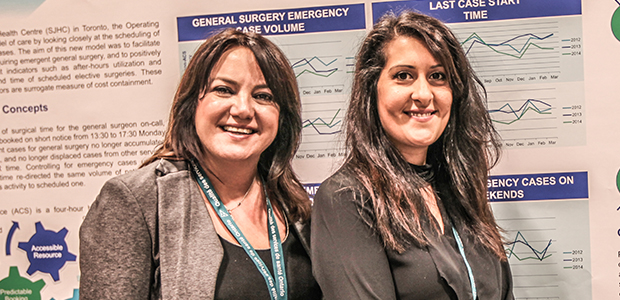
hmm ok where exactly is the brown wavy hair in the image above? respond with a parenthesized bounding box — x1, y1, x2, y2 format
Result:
(344, 11, 505, 258)
(143, 28, 310, 222)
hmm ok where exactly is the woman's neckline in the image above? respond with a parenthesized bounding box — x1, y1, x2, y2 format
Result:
(410, 163, 434, 183)
(217, 222, 290, 251)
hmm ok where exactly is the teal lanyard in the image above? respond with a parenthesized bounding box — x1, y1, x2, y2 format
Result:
(190, 161, 288, 300)
(451, 226, 477, 300)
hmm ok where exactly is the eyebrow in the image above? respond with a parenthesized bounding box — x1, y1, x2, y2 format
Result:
(211, 77, 238, 87)
(211, 76, 271, 91)
(387, 64, 446, 75)
(389, 64, 444, 69)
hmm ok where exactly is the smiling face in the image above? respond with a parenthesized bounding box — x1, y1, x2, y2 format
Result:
(376, 36, 453, 165)
(195, 46, 279, 166)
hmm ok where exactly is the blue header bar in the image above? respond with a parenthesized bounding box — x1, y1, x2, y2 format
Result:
(178, 4, 366, 41)
(372, 0, 582, 24)
(488, 171, 588, 202)
(303, 183, 321, 202)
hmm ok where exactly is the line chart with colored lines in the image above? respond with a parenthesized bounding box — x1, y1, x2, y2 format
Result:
(292, 56, 338, 78)
(485, 83, 585, 148)
(461, 32, 555, 59)
(488, 98, 553, 126)
(269, 30, 363, 97)
(302, 108, 342, 136)
(506, 231, 554, 262)
(297, 99, 345, 153)
(491, 199, 591, 300)
(268, 30, 366, 156)
(443, 13, 587, 149)
(448, 15, 583, 85)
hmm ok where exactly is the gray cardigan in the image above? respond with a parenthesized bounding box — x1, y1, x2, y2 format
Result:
(79, 159, 311, 299)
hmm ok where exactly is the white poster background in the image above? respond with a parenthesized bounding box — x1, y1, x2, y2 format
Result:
(0, 0, 618, 299)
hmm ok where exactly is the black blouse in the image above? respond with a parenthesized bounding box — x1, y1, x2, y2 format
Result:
(214, 224, 322, 300)
(311, 166, 514, 300)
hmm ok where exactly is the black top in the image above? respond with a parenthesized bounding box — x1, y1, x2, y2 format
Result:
(311, 166, 514, 300)
(215, 224, 322, 300)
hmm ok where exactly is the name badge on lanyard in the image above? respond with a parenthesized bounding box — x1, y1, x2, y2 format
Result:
(190, 160, 288, 300)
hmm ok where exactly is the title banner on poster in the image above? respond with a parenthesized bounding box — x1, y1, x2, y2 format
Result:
(372, 0, 582, 23)
(488, 171, 588, 202)
(177, 3, 365, 41)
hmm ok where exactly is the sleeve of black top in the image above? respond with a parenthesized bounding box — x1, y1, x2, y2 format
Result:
(311, 175, 397, 300)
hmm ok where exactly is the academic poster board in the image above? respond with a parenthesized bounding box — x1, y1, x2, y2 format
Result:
(0, 0, 618, 299)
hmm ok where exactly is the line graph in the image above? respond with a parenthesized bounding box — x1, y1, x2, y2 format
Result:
(268, 30, 365, 98)
(489, 98, 553, 125)
(299, 100, 345, 152)
(461, 32, 555, 59)
(302, 108, 342, 135)
(292, 56, 339, 78)
(449, 16, 583, 84)
(451, 20, 559, 80)
(491, 199, 591, 300)
(289, 53, 344, 96)
(447, 15, 586, 149)
(506, 231, 553, 261)
(486, 83, 585, 148)
(287, 52, 344, 93)
(267, 30, 366, 157)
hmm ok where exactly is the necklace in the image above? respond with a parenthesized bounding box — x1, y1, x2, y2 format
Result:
(190, 160, 288, 300)
(225, 176, 255, 213)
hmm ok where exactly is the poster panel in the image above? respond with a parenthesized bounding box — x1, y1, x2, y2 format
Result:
(0, 0, 619, 299)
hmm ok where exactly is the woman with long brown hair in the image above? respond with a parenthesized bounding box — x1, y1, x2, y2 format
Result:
(312, 11, 513, 299)
(80, 29, 321, 299)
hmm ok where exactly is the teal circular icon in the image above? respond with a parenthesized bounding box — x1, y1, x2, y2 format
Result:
(613, 6, 620, 41)
(617, 168, 620, 193)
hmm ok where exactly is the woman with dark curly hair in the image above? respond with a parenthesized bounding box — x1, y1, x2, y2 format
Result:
(80, 28, 321, 299)
(312, 11, 513, 300)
